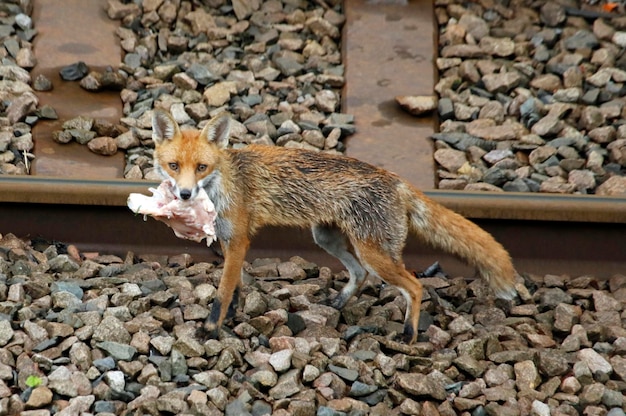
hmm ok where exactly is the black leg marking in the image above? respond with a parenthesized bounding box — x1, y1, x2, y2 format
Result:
(196, 326, 219, 340)
(197, 298, 223, 340)
(207, 297, 222, 326)
(402, 320, 415, 344)
(197, 287, 241, 340)
(226, 286, 240, 320)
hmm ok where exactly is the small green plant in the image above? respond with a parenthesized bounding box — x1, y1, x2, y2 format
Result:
(25, 375, 42, 388)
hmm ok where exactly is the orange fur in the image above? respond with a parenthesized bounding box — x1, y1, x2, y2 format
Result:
(151, 109, 517, 343)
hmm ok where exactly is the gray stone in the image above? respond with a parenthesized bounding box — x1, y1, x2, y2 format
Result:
(577, 348, 613, 381)
(482, 72, 522, 93)
(48, 366, 77, 397)
(0, 320, 14, 346)
(434, 148, 468, 172)
(540, 2, 566, 26)
(328, 364, 359, 382)
(268, 369, 301, 399)
(96, 341, 137, 361)
(269, 349, 293, 373)
(93, 315, 131, 344)
(349, 381, 378, 397)
(396, 373, 447, 400)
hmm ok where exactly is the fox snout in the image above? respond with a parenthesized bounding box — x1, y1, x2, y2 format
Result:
(167, 179, 198, 201)
(179, 189, 193, 200)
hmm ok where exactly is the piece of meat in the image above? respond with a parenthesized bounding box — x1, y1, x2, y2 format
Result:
(127, 181, 217, 246)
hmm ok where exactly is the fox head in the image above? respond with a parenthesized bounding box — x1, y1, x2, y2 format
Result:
(152, 109, 231, 200)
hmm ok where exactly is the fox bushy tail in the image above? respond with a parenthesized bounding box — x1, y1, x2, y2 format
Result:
(405, 185, 517, 300)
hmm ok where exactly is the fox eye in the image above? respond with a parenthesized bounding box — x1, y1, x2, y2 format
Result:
(168, 162, 179, 171)
(197, 164, 208, 172)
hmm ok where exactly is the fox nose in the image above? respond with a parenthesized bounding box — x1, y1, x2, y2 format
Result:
(179, 189, 192, 200)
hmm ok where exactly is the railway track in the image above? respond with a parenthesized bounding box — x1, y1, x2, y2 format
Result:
(1, 0, 625, 281)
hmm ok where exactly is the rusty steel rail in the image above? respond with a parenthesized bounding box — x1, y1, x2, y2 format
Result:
(1, 175, 626, 223)
(1, 176, 625, 280)
(0, 0, 625, 281)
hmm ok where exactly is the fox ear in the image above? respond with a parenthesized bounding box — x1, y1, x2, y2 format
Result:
(200, 114, 231, 149)
(152, 109, 180, 145)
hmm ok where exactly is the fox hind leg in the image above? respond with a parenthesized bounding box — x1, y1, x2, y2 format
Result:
(352, 240, 424, 344)
(312, 225, 367, 310)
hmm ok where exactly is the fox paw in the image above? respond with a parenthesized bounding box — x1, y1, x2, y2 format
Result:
(401, 322, 417, 344)
(196, 324, 219, 341)
(328, 294, 349, 310)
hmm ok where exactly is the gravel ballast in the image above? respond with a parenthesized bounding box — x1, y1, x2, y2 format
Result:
(433, 0, 626, 195)
(2, 0, 626, 197)
(0, 233, 626, 415)
(1, 0, 353, 180)
(0, 0, 626, 414)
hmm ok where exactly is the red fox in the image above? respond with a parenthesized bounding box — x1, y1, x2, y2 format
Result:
(151, 109, 517, 343)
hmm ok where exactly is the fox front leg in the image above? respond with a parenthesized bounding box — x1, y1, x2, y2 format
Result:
(201, 236, 249, 339)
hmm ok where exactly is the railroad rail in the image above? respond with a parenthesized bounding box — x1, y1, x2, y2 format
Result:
(1, 0, 625, 280)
